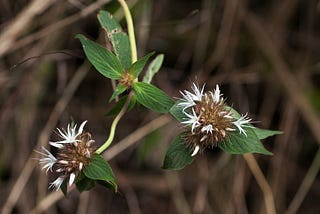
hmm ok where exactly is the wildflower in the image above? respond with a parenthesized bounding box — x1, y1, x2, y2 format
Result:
(179, 83, 253, 156)
(36, 121, 95, 191)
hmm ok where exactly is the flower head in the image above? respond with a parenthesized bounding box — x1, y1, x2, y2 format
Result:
(179, 83, 253, 156)
(36, 121, 95, 191)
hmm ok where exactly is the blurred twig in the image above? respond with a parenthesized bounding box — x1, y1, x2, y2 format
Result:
(0, 0, 112, 57)
(165, 171, 192, 214)
(243, 154, 276, 214)
(286, 147, 320, 214)
(242, 10, 320, 145)
(0, 0, 55, 57)
(104, 115, 171, 160)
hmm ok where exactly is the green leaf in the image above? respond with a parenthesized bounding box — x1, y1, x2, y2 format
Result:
(97, 10, 131, 69)
(109, 83, 128, 101)
(132, 82, 174, 113)
(75, 172, 95, 192)
(163, 134, 195, 170)
(169, 99, 186, 123)
(143, 54, 164, 83)
(60, 179, 68, 197)
(83, 154, 117, 191)
(106, 95, 136, 116)
(128, 52, 154, 79)
(219, 127, 273, 155)
(76, 34, 123, 79)
(254, 128, 283, 140)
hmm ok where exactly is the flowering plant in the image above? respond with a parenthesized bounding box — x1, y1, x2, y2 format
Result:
(163, 84, 281, 170)
(36, 1, 281, 195)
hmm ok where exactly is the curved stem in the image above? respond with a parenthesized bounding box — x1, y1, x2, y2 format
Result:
(118, 0, 137, 63)
(96, 91, 134, 154)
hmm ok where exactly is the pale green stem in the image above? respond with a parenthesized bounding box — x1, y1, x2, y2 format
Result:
(118, 0, 137, 63)
(96, 92, 133, 154)
(96, 0, 137, 154)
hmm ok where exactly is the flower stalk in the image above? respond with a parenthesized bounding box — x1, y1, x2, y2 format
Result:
(96, 91, 134, 154)
(118, 0, 137, 63)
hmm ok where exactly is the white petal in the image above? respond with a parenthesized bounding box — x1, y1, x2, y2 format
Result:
(69, 173, 76, 186)
(191, 145, 200, 156)
(232, 113, 252, 136)
(181, 108, 201, 133)
(49, 177, 64, 191)
(211, 84, 222, 103)
(77, 120, 87, 137)
(201, 124, 213, 133)
(35, 146, 57, 173)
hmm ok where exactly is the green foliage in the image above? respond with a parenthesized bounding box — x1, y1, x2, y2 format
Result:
(106, 95, 137, 116)
(76, 34, 124, 79)
(219, 127, 273, 155)
(76, 172, 95, 192)
(75, 154, 117, 192)
(254, 128, 282, 140)
(98, 10, 131, 69)
(169, 100, 187, 123)
(60, 180, 68, 197)
(109, 83, 128, 101)
(143, 54, 164, 83)
(128, 52, 154, 79)
(162, 134, 194, 170)
(132, 82, 174, 113)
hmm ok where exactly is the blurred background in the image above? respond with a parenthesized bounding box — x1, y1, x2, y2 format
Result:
(1, 0, 320, 213)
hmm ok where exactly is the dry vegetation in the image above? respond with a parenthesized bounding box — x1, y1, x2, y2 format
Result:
(1, 0, 320, 213)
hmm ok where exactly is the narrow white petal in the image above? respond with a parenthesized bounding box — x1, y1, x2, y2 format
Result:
(211, 84, 222, 103)
(78, 120, 87, 136)
(69, 173, 76, 186)
(232, 113, 252, 136)
(36, 146, 57, 173)
(79, 162, 83, 171)
(191, 145, 200, 156)
(49, 177, 64, 191)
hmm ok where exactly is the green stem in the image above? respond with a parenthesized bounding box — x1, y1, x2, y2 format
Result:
(96, 1, 137, 154)
(96, 92, 134, 154)
(118, 0, 137, 63)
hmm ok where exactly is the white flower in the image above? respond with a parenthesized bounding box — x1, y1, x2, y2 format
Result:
(201, 124, 214, 134)
(36, 146, 57, 173)
(49, 177, 64, 191)
(50, 120, 87, 148)
(181, 108, 201, 133)
(178, 83, 205, 110)
(210, 84, 223, 103)
(232, 114, 252, 136)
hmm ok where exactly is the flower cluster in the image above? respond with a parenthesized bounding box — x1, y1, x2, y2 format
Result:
(179, 83, 252, 156)
(36, 121, 95, 190)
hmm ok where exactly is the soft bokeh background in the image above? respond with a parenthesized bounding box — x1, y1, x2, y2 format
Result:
(1, 0, 320, 213)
